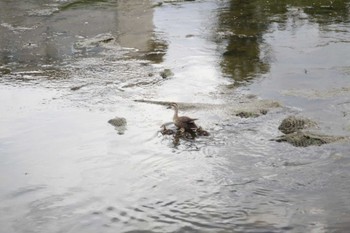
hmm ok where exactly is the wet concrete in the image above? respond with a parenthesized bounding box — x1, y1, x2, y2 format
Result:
(1, 0, 350, 232)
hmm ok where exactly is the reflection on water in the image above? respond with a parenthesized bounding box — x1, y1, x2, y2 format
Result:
(0, 0, 165, 69)
(1, 0, 350, 233)
(216, 0, 271, 84)
(217, 0, 350, 86)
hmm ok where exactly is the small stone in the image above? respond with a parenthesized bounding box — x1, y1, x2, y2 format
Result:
(260, 109, 268, 115)
(106, 206, 115, 211)
(160, 69, 173, 79)
(110, 217, 119, 223)
(108, 117, 127, 127)
(100, 37, 114, 43)
(236, 111, 259, 118)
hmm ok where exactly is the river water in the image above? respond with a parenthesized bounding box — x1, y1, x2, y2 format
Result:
(1, 1, 350, 232)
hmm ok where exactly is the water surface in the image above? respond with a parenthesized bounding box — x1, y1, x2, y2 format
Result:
(1, 0, 350, 232)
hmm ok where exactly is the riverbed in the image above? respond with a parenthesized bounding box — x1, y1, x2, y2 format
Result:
(1, 0, 350, 232)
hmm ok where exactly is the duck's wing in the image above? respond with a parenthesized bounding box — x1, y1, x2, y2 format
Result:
(178, 116, 198, 123)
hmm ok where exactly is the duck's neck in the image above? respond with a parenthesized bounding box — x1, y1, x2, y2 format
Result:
(173, 107, 178, 121)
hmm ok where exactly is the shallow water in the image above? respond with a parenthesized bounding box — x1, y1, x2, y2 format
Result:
(1, 0, 350, 232)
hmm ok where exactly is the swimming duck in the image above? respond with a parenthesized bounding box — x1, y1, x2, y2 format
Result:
(167, 103, 198, 131)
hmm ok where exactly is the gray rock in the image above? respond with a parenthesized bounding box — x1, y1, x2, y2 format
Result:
(160, 69, 173, 79)
(275, 131, 346, 147)
(108, 117, 127, 134)
(278, 116, 317, 134)
(108, 117, 127, 127)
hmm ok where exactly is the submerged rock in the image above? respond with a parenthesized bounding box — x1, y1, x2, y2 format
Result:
(108, 117, 127, 127)
(278, 116, 317, 134)
(236, 111, 260, 118)
(275, 131, 346, 147)
(236, 109, 268, 118)
(275, 115, 348, 147)
(160, 69, 173, 79)
(108, 117, 127, 135)
(0, 67, 11, 75)
(70, 83, 89, 91)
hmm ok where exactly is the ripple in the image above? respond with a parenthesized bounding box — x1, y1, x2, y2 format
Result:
(199, 145, 219, 158)
(7, 185, 47, 199)
(27, 7, 59, 16)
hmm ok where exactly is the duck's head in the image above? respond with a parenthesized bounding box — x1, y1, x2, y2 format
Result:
(167, 102, 178, 110)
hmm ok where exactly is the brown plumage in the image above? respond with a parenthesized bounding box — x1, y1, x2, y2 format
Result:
(168, 103, 198, 131)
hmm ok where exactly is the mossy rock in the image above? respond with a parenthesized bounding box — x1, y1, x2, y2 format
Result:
(236, 109, 267, 118)
(275, 131, 345, 147)
(278, 116, 317, 134)
(0, 68, 11, 75)
(108, 117, 126, 127)
(236, 111, 259, 118)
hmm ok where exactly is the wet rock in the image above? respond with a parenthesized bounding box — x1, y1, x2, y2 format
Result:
(70, 84, 89, 91)
(274, 115, 348, 147)
(260, 109, 268, 115)
(108, 117, 127, 135)
(122, 80, 155, 88)
(100, 37, 114, 43)
(74, 33, 117, 50)
(152, 2, 163, 7)
(278, 116, 317, 134)
(275, 131, 346, 147)
(0, 67, 11, 75)
(160, 69, 173, 79)
(236, 109, 268, 118)
(236, 111, 260, 118)
(108, 117, 127, 127)
(134, 98, 280, 113)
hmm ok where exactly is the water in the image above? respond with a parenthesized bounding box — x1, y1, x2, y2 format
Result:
(1, 0, 350, 232)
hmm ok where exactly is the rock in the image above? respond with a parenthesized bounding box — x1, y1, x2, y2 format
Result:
(100, 37, 114, 43)
(108, 117, 127, 135)
(108, 117, 127, 127)
(275, 131, 346, 147)
(160, 69, 173, 79)
(278, 116, 317, 134)
(275, 115, 348, 147)
(236, 109, 268, 118)
(236, 111, 260, 118)
(0, 67, 11, 75)
(152, 2, 163, 7)
(70, 84, 89, 91)
(260, 109, 268, 115)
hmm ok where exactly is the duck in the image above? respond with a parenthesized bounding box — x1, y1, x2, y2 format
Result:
(167, 103, 198, 131)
